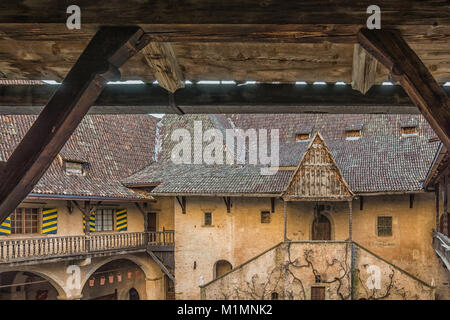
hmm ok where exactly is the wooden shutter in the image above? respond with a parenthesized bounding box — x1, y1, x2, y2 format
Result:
(0, 215, 11, 235)
(116, 209, 127, 231)
(42, 208, 58, 234)
(83, 211, 96, 232)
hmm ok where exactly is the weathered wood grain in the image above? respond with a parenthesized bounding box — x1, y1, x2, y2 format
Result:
(352, 44, 378, 94)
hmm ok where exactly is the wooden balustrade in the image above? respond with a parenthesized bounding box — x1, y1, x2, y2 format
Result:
(433, 231, 450, 270)
(0, 231, 174, 263)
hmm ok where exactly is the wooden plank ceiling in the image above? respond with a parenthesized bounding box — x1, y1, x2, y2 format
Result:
(0, 1, 448, 84)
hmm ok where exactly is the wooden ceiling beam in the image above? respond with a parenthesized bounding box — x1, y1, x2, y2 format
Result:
(0, 26, 150, 224)
(0, 83, 434, 115)
(358, 28, 450, 150)
(0, 1, 448, 25)
(351, 44, 378, 94)
(141, 42, 184, 93)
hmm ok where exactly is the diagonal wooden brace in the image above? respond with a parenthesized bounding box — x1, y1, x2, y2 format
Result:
(357, 28, 450, 149)
(0, 26, 150, 223)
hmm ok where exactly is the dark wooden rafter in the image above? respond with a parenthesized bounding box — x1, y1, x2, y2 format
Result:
(176, 196, 186, 214)
(0, 26, 150, 224)
(357, 28, 450, 149)
(0, 83, 435, 115)
(223, 197, 231, 213)
(409, 194, 415, 209)
(134, 202, 147, 217)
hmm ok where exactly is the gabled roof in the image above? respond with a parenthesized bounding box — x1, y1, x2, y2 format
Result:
(283, 132, 353, 201)
(125, 114, 440, 195)
(0, 114, 158, 201)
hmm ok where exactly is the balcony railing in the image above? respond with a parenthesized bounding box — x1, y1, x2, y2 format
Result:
(0, 231, 174, 263)
(433, 231, 450, 270)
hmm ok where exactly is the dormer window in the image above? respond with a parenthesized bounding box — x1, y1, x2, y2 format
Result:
(401, 126, 417, 137)
(345, 130, 361, 141)
(296, 133, 310, 142)
(64, 160, 84, 176)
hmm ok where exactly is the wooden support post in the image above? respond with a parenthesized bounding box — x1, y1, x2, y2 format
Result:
(283, 201, 288, 241)
(0, 26, 150, 224)
(84, 201, 91, 236)
(359, 196, 364, 211)
(409, 194, 415, 209)
(141, 42, 184, 93)
(176, 196, 186, 214)
(357, 29, 450, 149)
(435, 183, 440, 232)
(271, 198, 275, 213)
(223, 197, 231, 213)
(351, 44, 378, 94)
(444, 175, 449, 236)
(348, 200, 353, 241)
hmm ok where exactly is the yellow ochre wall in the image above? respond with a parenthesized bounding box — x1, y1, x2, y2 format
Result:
(170, 193, 447, 300)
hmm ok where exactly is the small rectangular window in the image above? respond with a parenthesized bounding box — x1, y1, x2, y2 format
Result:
(401, 126, 417, 137)
(377, 216, 392, 237)
(95, 209, 114, 232)
(11, 208, 39, 234)
(311, 287, 325, 300)
(296, 133, 310, 142)
(204, 212, 212, 226)
(261, 211, 271, 224)
(64, 161, 84, 175)
(345, 130, 361, 140)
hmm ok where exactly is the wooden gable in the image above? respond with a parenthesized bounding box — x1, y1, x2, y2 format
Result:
(283, 132, 353, 201)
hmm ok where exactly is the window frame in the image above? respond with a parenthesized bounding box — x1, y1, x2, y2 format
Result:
(94, 209, 115, 232)
(260, 211, 271, 224)
(203, 212, 212, 226)
(377, 216, 393, 237)
(10, 208, 40, 235)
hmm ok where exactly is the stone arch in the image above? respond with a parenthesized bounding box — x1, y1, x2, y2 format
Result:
(80, 254, 161, 289)
(0, 269, 67, 300)
(213, 260, 232, 279)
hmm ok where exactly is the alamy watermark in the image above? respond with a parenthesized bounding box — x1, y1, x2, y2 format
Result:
(170, 121, 279, 175)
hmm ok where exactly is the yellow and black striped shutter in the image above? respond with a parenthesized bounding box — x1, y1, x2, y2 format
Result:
(83, 211, 96, 232)
(116, 209, 127, 231)
(42, 208, 58, 234)
(0, 215, 11, 235)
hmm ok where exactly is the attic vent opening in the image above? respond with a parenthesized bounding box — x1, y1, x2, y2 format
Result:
(64, 160, 85, 176)
(401, 126, 417, 137)
(345, 130, 361, 141)
(296, 133, 310, 142)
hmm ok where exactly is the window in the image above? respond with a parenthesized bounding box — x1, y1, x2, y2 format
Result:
(261, 211, 271, 224)
(311, 286, 325, 300)
(95, 209, 114, 232)
(11, 208, 39, 234)
(64, 160, 84, 175)
(345, 130, 361, 140)
(377, 216, 392, 237)
(401, 126, 417, 137)
(295, 133, 310, 142)
(214, 260, 232, 279)
(204, 212, 212, 226)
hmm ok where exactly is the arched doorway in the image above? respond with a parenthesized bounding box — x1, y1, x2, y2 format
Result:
(312, 214, 331, 240)
(127, 288, 140, 300)
(82, 259, 146, 300)
(0, 271, 59, 300)
(214, 260, 232, 279)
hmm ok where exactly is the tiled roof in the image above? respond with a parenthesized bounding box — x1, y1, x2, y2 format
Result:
(0, 114, 158, 200)
(124, 114, 440, 195)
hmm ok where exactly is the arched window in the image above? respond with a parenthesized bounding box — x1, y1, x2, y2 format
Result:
(214, 260, 232, 279)
(312, 214, 331, 240)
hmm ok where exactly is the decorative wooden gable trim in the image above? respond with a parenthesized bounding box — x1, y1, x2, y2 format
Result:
(283, 132, 353, 201)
